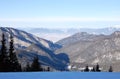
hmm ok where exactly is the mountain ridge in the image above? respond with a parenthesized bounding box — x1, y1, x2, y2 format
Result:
(22, 27, 120, 42)
(0, 27, 68, 70)
(55, 31, 120, 71)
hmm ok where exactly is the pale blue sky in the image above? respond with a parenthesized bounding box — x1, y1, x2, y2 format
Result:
(0, 0, 120, 28)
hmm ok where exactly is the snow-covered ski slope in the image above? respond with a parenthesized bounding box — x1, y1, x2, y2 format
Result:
(0, 72, 120, 79)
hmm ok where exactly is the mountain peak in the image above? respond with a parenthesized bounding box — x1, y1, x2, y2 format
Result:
(112, 31, 120, 36)
(78, 32, 88, 35)
(73, 32, 90, 37)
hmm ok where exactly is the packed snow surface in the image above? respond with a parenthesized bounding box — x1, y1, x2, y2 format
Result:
(0, 72, 119, 79)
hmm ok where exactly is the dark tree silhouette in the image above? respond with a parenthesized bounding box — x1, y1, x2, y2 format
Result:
(26, 62, 31, 71)
(96, 63, 101, 72)
(9, 34, 21, 71)
(84, 65, 89, 72)
(91, 66, 95, 72)
(47, 67, 50, 71)
(0, 33, 11, 72)
(0, 33, 21, 72)
(109, 66, 113, 72)
(31, 56, 42, 71)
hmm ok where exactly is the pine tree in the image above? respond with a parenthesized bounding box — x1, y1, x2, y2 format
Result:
(26, 62, 31, 71)
(108, 66, 113, 72)
(0, 33, 10, 72)
(91, 66, 95, 72)
(96, 63, 101, 72)
(9, 34, 21, 71)
(31, 56, 42, 71)
(84, 65, 89, 72)
(47, 67, 50, 71)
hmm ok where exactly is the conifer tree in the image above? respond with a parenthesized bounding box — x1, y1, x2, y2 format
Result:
(91, 66, 95, 72)
(31, 56, 42, 71)
(26, 62, 31, 71)
(9, 34, 21, 71)
(0, 33, 10, 72)
(84, 65, 89, 72)
(108, 66, 113, 72)
(47, 67, 50, 71)
(96, 63, 101, 72)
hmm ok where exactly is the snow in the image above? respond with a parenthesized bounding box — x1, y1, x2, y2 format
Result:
(14, 37, 31, 47)
(92, 58, 99, 64)
(33, 33, 71, 42)
(116, 53, 120, 60)
(88, 67, 93, 70)
(11, 29, 18, 36)
(0, 27, 55, 50)
(20, 32, 34, 42)
(40, 40, 50, 48)
(75, 58, 85, 63)
(0, 72, 119, 79)
(78, 67, 85, 70)
(67, 65, 72, 70)
(72, 66, 77, 69)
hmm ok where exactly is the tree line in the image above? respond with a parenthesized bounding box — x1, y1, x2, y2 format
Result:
(24, 56, 50, 72)
(0, 33, 50, 72)
(84, 64, 113, 72)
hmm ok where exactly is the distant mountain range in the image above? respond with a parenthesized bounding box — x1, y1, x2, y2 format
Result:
(55, 31, 120, 71)
(25, 27, 120, 35)
(0, 27, 68, 70)
(1, 27, 120, 71)
(23, 27, 120, 42)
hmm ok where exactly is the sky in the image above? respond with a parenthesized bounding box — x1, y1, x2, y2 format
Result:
(0, 0, 120, 29)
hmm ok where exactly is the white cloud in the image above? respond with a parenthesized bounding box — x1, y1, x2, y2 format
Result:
(112, 25, 120, 28)
(0, 17, 120, 22)
(34, 33, 71, 42)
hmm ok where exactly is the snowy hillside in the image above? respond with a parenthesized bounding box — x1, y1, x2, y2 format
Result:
(0, 27, 61, 50)
(0, 27, 67, 70)
(55, 31, 120, 71)
(56, 32, 104, 46)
